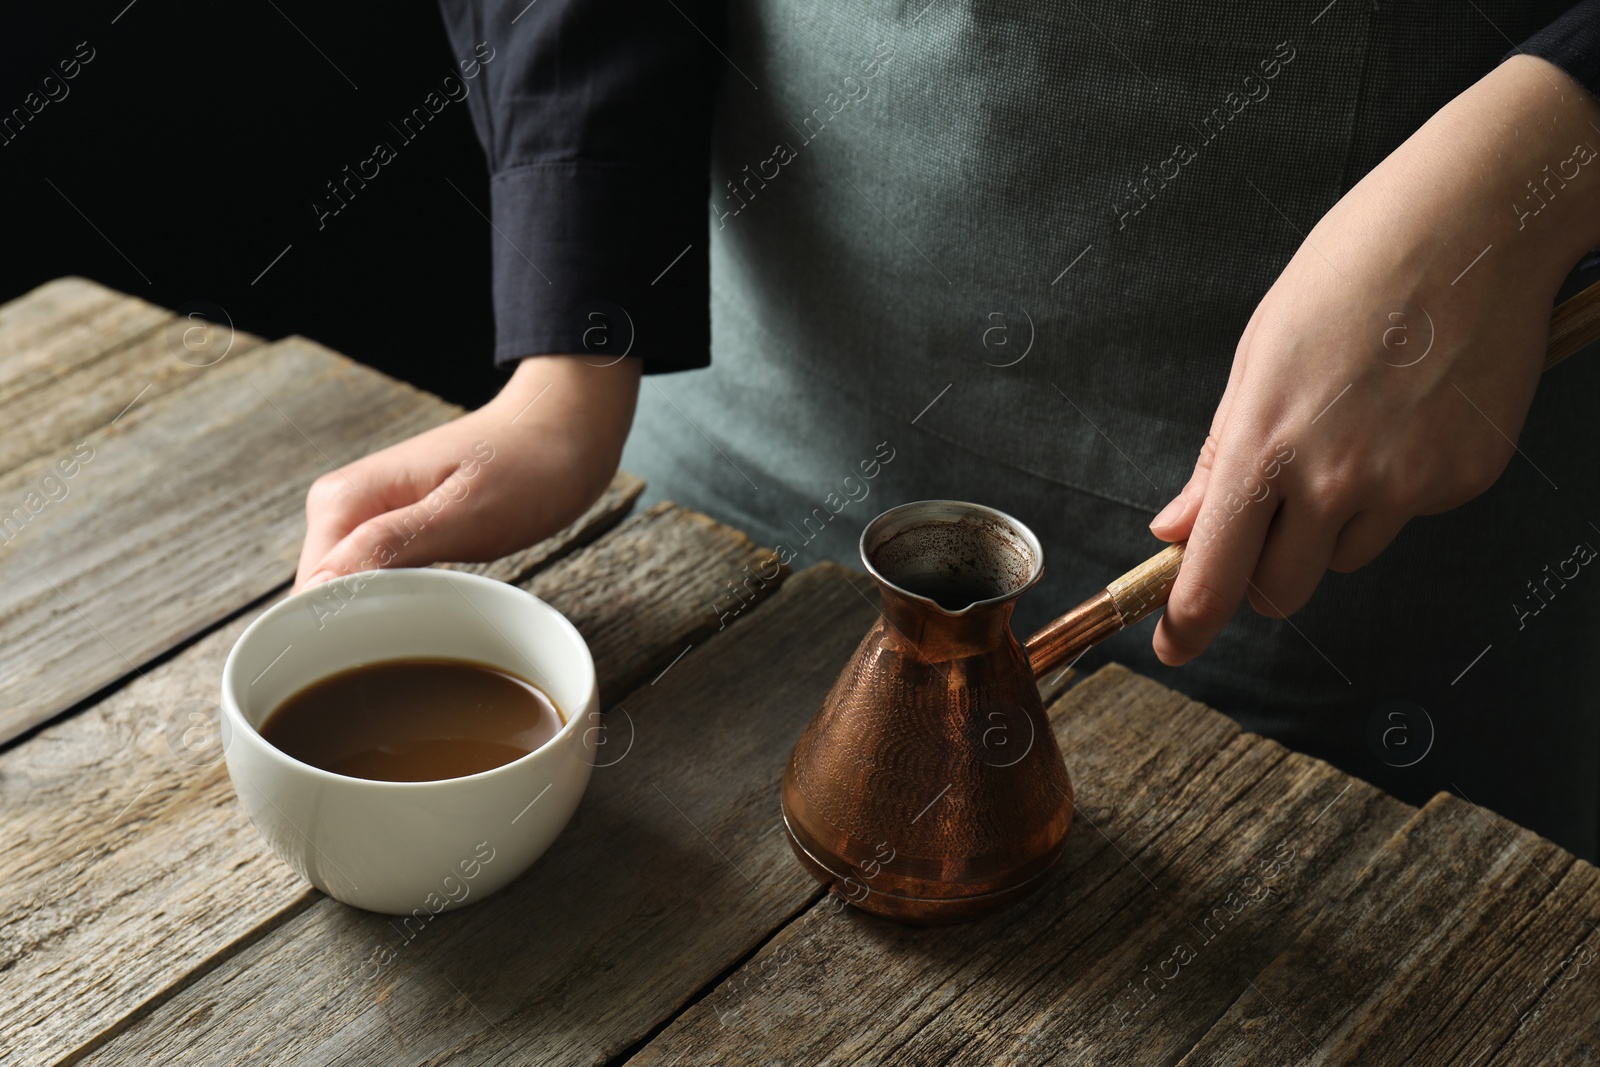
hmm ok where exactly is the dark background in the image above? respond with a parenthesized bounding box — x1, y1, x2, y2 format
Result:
(0, 1, 508, 410)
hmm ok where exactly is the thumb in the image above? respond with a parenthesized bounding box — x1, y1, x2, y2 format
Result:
(301, 473, 477, 587)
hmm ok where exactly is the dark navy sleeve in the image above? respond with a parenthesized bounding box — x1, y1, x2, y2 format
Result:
(436, 0, 717, 372)
(1514, 1, 1600, 100)
(1513, 3, 1600, 269)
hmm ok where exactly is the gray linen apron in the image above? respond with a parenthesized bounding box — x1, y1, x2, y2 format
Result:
(619, 0, 1600, 859)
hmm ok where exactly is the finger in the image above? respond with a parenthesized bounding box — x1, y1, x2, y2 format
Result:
(1245, 497, 1347, 618)
(1150, 309, 1261, 541)
(1153, 442, 1279, 665)
(1328, 510, 1409, 573)
(295, 443, 459, 591)
(295, 470, 383, 592)
(302, 471, 481, 584)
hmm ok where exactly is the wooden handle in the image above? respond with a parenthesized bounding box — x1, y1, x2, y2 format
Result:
(1546, 278, 1600, 370)
(1023, 543, 1186, 678)
(1106, 542, 1185, 626)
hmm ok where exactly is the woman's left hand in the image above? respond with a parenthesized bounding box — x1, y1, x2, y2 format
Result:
(1150, 55, 1600, 665)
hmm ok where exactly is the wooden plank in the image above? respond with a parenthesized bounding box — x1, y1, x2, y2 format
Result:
(626, 664, 1416, 1066)
(1172, 792, 1600, 1066)
(0, 277, 123, 361)
(0, 333, 458, 744)
(1, 502, 783, 1066)
(75, 561, 851, 1067)
(1491, 874, 1600, 1067)
(526, 500, 795, 700)
(0, 293, 268, 477)
(0, 279, 274, 478)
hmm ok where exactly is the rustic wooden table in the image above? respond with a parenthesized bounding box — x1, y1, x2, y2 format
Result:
(4, 279, 1597, 1066)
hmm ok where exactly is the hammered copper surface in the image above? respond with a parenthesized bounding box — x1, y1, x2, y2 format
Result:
(782, 501, 1190, 924)
(782, 502, 1075, 924)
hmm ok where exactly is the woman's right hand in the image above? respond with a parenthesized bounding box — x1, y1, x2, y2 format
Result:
(292, 354, 641, 593)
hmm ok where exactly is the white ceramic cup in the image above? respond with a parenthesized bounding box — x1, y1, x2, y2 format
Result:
(219, 568, 597, 915)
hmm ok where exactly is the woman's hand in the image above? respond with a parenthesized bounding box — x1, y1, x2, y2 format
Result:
(1150, 55, 1600, 665)
(292, 354, 641, 592)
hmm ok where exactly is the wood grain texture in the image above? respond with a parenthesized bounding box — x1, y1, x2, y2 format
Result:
(0, 277, 122, 366)
(531, 500, 789, 705)
(0, 333, 457, 744)
(1, 503, 780, 1066)
(1106, 541, 1184, 626)
(628, 664, 1416, 1066)
(1547, 277, 1600, 369)
(0, 278, 270, 477)
(1175, 791, 1600, 1066)
(79, 562, 859, 1067)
